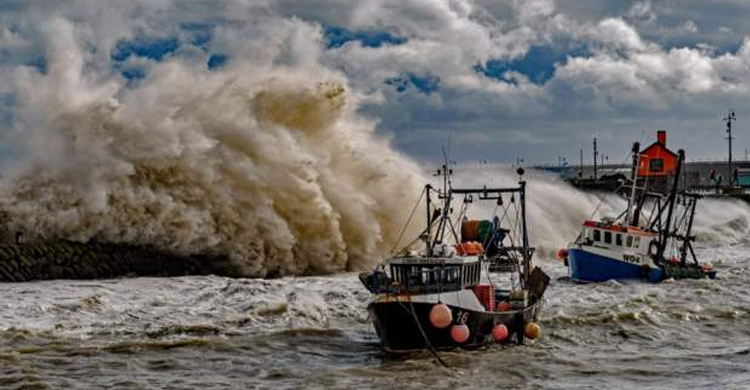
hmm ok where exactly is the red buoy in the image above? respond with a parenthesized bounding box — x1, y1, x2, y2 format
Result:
(492, 324, 509, 342)
(557, 248, 568, 261)
(429, 303, 452, 329)
(496, 301, 512, 312)
(450, 323, 470, 343)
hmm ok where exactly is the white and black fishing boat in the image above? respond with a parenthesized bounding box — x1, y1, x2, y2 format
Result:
(360, 167, 550, 354)
(560, 143, 717, 283)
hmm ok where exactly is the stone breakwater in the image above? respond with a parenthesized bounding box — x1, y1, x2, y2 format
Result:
(0, 241, 231, 282)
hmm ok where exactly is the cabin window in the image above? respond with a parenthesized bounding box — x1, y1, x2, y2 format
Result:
(649, 158, 664, 172)
(633, 236, 641, 248)
(593, 229, 601, 242)
(626, 235, 633, 247)
(616, 234, 622, 246)
(604, 231, 612, 244)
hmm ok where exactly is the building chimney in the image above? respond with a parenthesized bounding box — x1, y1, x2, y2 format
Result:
(657, 130, 666, 145)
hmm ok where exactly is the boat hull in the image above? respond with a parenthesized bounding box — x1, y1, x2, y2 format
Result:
(368, 297, 542, 353)
(567, 247, 663, 283)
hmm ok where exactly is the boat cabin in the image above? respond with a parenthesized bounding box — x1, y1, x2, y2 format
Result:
(384, 256, 482, 294)
(580, 220, 656, 253)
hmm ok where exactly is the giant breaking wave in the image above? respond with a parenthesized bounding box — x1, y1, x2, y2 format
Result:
(0, 19, 424, 277)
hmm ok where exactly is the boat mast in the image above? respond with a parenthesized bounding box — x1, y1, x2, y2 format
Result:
(519, 169, 530, 288)
(679, 194, 698, 266)
(657, 149, 685, 261)
(425, 184, 432, 257)
(431, 160, 453, 251)
(627, 142, 641, 226)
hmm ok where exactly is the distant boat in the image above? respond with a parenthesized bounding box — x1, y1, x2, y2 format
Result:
(560, 142, 716, 283)
(359, 167, 550, 354)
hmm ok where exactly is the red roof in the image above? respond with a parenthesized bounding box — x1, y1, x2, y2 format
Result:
(641, 142, 678, 158)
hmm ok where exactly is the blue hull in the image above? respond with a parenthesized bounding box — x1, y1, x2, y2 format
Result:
(568, 248, 663, 283)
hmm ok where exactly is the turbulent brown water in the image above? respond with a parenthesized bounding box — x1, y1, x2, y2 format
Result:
(2, 197, 750, 389)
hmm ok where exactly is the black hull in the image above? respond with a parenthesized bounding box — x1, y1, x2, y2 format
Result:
(368, 298, 542, 353)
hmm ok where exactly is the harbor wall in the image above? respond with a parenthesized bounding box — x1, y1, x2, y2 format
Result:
(560, 160, 750, 188)
(0, 241, 233, 282)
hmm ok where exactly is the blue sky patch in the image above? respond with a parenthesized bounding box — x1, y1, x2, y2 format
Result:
(324, 26, 407, 49)
(179, 22, 213, 49)
(121, 68, 146, 86)
(385, 73, 440, 95)
(207, 54, 228, 70)
(476, 45, 589, 85)
(112, 36, 180, 62)
(24, 56, 47, 74)
(1, 92, 16, 127)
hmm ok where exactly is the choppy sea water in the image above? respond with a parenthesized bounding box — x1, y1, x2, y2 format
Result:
(1, 239, 749, 389)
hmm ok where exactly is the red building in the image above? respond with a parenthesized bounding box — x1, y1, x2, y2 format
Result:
(638, 130, 678, 178)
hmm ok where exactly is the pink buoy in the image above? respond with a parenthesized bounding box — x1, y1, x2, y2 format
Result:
(492, 324, 509, 342)
(429, 303, 452, 329)
(450, 323, 470, 344)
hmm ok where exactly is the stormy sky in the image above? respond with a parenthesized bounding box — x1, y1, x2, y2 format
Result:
(1, 0, 750, 166)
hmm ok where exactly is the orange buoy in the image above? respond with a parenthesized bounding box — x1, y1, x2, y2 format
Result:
(492, 324, 509, 342)
(496, 301, 512, 312)
(524, 322, 541, 340)
(450, 323, 470, 343)
(429, 303, 452, 329)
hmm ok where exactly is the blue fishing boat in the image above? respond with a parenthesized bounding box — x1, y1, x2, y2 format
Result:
(560, 143, 716, 283)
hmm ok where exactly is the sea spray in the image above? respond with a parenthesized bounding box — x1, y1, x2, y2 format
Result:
(0, 20, 425, 277)
(447, 168, 750, 258)
(447, 168, 626, 258)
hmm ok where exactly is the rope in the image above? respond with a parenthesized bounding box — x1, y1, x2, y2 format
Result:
(395, 295, 451, 369)
(390, 187, 427, 254)
(584, 147, 637, 225)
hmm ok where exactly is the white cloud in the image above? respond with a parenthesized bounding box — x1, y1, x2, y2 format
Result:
(1, 0, 750, 165)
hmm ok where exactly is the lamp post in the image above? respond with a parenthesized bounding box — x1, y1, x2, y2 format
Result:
(725, 110, 736, 184)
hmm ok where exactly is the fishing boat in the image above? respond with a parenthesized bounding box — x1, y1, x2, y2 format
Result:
(560, 143, 717, 283)
(359, 166, 550, 354)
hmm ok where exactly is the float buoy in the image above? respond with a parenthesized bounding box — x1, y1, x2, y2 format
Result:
(497, 301, 512, 312)
(492, 324, 509, 342)
(648, 239, 660, 260)
(557, 248, 568, 261)
(429, 303, 452, 329)
(450, 323, 470, 343)
(524, 322, 541, 340)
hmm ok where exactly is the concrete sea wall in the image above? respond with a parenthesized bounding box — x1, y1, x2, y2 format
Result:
(0, 241, 229, 282)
